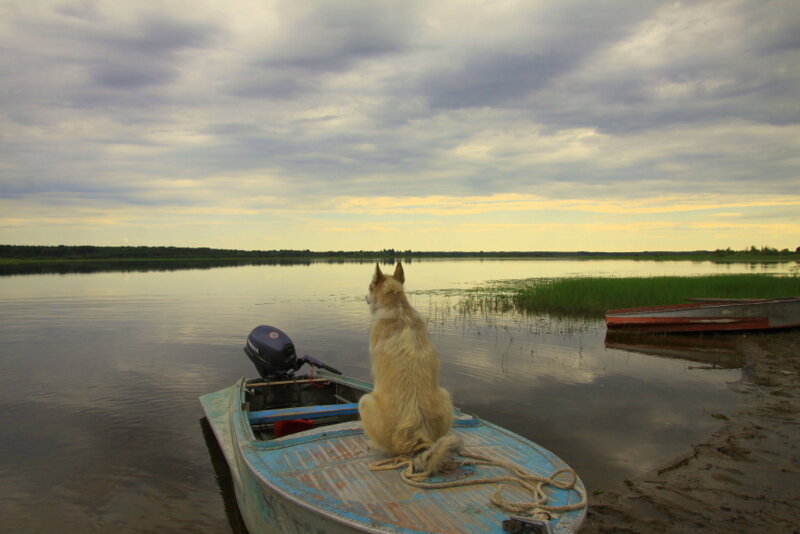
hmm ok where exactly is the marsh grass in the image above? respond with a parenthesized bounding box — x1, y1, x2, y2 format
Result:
(459, 274, 800, 319)
(454, 281, 521, 315)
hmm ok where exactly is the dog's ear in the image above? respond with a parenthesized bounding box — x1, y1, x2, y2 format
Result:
(393, 262, 405, 284)
(373, 263, 384, 284)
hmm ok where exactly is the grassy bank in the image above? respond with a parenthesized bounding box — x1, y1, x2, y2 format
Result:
(460, 274, 800, 318)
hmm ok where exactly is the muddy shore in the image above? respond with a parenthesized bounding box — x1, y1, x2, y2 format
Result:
(581, 330, 800, 534)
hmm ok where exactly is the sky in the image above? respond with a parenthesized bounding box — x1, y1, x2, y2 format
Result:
(1, 0, 799, 252)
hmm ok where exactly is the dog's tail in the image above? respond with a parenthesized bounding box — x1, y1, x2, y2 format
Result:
(412, 434, 463, 475)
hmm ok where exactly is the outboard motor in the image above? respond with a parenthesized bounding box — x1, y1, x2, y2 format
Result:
(243, 325, 343, 380)
(244, 325, 298, 379)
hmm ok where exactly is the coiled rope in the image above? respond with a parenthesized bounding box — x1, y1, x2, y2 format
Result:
(369, 450, 586, 519)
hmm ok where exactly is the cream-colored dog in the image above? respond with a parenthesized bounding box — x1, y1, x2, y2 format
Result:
(358, 262, 461, 473)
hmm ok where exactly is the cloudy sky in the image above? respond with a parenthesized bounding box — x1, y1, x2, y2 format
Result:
(1, 0, 799, 251)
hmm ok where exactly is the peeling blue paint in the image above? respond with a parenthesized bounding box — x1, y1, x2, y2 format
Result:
(200, 375, 586, 533)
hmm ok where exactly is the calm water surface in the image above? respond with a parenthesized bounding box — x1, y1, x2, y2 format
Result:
(0, 259, 791, 533)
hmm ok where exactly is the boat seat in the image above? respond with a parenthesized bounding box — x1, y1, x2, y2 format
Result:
(248, 403, 359, 424)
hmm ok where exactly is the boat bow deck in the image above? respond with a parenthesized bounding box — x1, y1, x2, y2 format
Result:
(201, 380, 586, 534)
(240, 418, 585, 533)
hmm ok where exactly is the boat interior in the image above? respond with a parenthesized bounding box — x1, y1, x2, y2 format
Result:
(243, 375, 367, 441)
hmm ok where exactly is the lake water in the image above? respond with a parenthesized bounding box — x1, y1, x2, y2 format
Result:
(0, 259, 794, 533)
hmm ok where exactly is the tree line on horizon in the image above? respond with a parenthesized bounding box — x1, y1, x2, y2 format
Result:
(1, 244, 798, 261)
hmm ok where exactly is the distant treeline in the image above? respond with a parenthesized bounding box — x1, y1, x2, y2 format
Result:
(712, 246, 800, 256)
(1, 244, 799, 261)
(0, 244, 321, 260)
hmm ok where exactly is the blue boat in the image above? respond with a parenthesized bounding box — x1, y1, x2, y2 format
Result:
(200, 326, 586, 533)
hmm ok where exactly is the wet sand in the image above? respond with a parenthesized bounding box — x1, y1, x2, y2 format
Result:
(582, 330, 800, 534)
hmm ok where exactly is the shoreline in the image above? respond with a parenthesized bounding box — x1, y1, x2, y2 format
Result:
(2, 245, 799, 265)
(581, 330, 800, 533)
(3, 256, 797, 278)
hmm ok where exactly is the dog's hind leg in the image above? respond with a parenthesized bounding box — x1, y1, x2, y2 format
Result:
(422, 387, 454, 440)
(358, 393, 390, 453)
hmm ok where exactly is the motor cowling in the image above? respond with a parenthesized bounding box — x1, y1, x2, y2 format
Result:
(243, 325, 298, 379)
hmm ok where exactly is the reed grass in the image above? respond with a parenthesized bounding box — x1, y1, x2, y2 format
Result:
(461, 274, 800, 319)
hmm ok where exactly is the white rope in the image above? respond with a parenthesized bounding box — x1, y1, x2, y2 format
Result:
(368, 449, 586, 518)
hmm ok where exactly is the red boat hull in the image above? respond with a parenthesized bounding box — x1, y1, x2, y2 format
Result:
(605, 298, 800, 333)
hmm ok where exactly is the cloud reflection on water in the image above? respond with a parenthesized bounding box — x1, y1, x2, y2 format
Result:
(0, 260, 748, 530)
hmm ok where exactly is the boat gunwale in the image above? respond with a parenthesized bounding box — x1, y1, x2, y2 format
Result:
(606, 296, 800, 316)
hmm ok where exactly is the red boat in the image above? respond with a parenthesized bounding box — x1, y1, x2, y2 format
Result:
(605, 297, 800, 333)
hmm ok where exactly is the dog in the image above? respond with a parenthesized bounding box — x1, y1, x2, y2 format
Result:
(358, 262, 462, 474)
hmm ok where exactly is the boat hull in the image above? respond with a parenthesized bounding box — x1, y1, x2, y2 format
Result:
(202, 381, 360, 533)
(200, 374, 586, 534)
(605, 297, 800, 333)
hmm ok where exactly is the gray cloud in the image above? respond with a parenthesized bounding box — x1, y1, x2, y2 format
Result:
(226, 70, 316, 100)
(1, 4, 221, 109)
(226, 2, 418, 100)
(81, 16, 220, 91)
(255, 1, 418, 71)
(527, 1, 800, 134)
(421, 52, 565, 110)
(91, 62, 176, 89)
(416, 1, 660, 111)
(1, 0, 799, 216)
